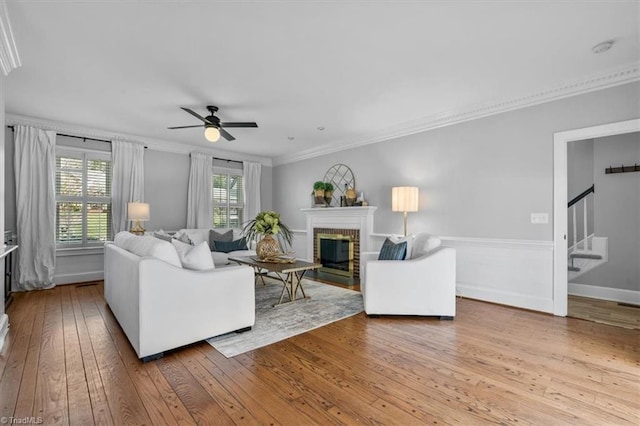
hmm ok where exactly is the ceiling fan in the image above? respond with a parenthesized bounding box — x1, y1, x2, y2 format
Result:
(168, 105, 258, 142)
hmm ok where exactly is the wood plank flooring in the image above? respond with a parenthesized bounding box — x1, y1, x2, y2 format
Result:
(568, 294, 640, 330)
(1, 281, 638, 425)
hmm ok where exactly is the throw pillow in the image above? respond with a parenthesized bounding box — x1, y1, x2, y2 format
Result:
(389, 234, 414, 259)
(153, 230, 172, 242)
(173, 231, 193, 245)
(411, 233, 442, 259)
(378, 238, 407, 261)
(213, 237, 248, 253)
(209, 229, 234, 251)
(171, 240, 215, 271)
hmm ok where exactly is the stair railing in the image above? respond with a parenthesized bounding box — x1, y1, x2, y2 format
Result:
(568, 184, 594, 253)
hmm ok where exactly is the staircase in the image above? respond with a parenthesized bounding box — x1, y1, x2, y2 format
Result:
(568, 185, 608, 281)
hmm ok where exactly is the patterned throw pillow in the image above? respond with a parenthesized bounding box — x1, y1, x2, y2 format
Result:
(213, 238, 248, 253)
(378, 238, 407, 260)
(209, 229, 234, 251)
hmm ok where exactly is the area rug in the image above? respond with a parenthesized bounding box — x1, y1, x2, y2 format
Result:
(207, 277, 363, 357)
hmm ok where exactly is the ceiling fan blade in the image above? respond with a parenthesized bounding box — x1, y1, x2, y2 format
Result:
(220, 128, 236, 141)
(167, 125, 204, 129)
(181, 107, 212, 124)
(220, 122, 258, 128)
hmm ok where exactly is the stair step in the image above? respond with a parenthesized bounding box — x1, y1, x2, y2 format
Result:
(569, 253, 603, 260)
(568, 266, 581, 272)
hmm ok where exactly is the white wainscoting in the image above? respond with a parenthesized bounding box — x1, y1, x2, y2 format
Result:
(443, 237, 555, 314)
(54, 250, 104, 285)
(569, 283, 640, 305)
(294, 231, 557, 314)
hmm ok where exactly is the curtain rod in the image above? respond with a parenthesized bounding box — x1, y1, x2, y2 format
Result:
(7, 125, 147, 148)
(213, 156, 243, 165)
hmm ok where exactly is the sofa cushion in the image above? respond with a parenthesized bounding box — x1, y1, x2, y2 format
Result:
(411, 233, 442, 259)
(209, 229, 234, 250)
(172, 240, 215, 271)
(213, 237, 248, 253)
(378, 238, 407, 260)
(114, 231, 182, 268)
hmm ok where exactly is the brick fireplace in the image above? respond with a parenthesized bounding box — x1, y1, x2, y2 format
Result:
(302, 206, 377, 283)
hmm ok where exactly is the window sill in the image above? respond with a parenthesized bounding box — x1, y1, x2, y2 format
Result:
(56, 246, 105, 257)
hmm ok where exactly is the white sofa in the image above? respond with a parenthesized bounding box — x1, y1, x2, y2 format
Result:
(361, 233, 456, 318)
(176, 228, 256, 267)
(104, 232, 255, 360)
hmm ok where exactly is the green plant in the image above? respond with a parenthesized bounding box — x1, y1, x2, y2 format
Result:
(242, 210, 293, 249)
(313, 181, 326, 191)
(324, 182, 334, 192)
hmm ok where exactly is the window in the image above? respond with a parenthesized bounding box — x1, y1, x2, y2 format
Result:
(55, 149, 112, 247)
(212, 168, 244, 228)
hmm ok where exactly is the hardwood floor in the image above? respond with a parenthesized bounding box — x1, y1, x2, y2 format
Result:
(568, 294, 640, 330)
(1, 281, 638, 425)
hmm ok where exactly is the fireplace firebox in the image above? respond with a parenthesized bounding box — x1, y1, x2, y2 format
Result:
(317, 233, 354, 277)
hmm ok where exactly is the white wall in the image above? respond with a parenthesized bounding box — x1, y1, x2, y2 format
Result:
(574, 132, 640, 292)
(0, 73, 5, 318)
(274, 82, 640, 313)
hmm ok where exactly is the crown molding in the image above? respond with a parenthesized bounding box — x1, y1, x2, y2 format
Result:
(5, 114, 273, 167)
(0, 0, 20, 75)
(273, 62, 640, 166)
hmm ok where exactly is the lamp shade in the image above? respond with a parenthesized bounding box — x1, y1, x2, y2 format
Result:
(127, 202, 150, 221)
(392, 186, 419, 212)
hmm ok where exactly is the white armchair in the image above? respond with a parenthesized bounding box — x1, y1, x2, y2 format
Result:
(362, 233, 456, 318)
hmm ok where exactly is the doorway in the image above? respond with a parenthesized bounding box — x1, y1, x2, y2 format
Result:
(553, 119, 640, 316)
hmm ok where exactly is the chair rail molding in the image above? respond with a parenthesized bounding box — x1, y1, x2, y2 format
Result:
(0, 0, 20, 75)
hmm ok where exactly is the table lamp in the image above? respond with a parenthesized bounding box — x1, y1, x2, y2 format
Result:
(128, 202, 150, 235)
(392, 186, 419, 236)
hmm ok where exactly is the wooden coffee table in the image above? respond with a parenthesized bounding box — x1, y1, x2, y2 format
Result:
(229, 256, 322, 306)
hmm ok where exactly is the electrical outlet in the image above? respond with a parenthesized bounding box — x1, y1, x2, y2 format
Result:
(531, 213, 549, 224)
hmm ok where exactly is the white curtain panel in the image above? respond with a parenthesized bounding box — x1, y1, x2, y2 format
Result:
(14, 125, 56, 290)
(243, 160, 262, 222)
(187, 152, 212, 228)
(111, 140, 145, 236)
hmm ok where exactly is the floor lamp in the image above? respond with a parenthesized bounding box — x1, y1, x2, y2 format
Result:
(392, 186, 419, 237)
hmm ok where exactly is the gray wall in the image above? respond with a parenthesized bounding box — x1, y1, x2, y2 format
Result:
(567, 139, 594, 245)
(575, 132, 640, 291)
(144, 149, 189, 231)
(1, 74, 5, 316)
(273, 82, 640, 240)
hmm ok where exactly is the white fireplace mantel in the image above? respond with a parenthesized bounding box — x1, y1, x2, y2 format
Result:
(301, 206, 377, 262)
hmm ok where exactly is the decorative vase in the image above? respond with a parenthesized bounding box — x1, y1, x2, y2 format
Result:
(256, 234, 280, 260)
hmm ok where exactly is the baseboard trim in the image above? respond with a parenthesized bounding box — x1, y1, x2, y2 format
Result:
(0, 314, 9, 351)
(54, 271, 104, 285)
(457, 283, 554, 314)
(568, 283, 640, 305)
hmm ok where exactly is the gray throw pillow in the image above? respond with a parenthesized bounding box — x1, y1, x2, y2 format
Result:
(153, 231, 172, 242)
(209, 229, 234, 251)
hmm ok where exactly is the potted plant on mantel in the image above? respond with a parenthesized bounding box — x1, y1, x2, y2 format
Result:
(313, 181, 326, 205)
(323, 182, 334, 205)
(242, 211, 294, 260)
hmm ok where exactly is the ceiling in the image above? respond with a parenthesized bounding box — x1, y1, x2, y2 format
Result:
(4, 1, 639, 165)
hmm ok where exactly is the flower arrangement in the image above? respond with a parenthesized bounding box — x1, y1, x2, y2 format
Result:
(242, 210, 294, 249)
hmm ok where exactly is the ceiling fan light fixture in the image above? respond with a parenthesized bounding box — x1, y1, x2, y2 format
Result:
(204, 125, 220, 142)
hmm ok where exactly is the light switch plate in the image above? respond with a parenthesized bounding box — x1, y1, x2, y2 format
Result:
(531, 213, 549, 224)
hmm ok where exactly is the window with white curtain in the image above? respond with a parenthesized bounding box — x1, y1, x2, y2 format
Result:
(212, 167, 244, 228)
(55, 148, 112, 247)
